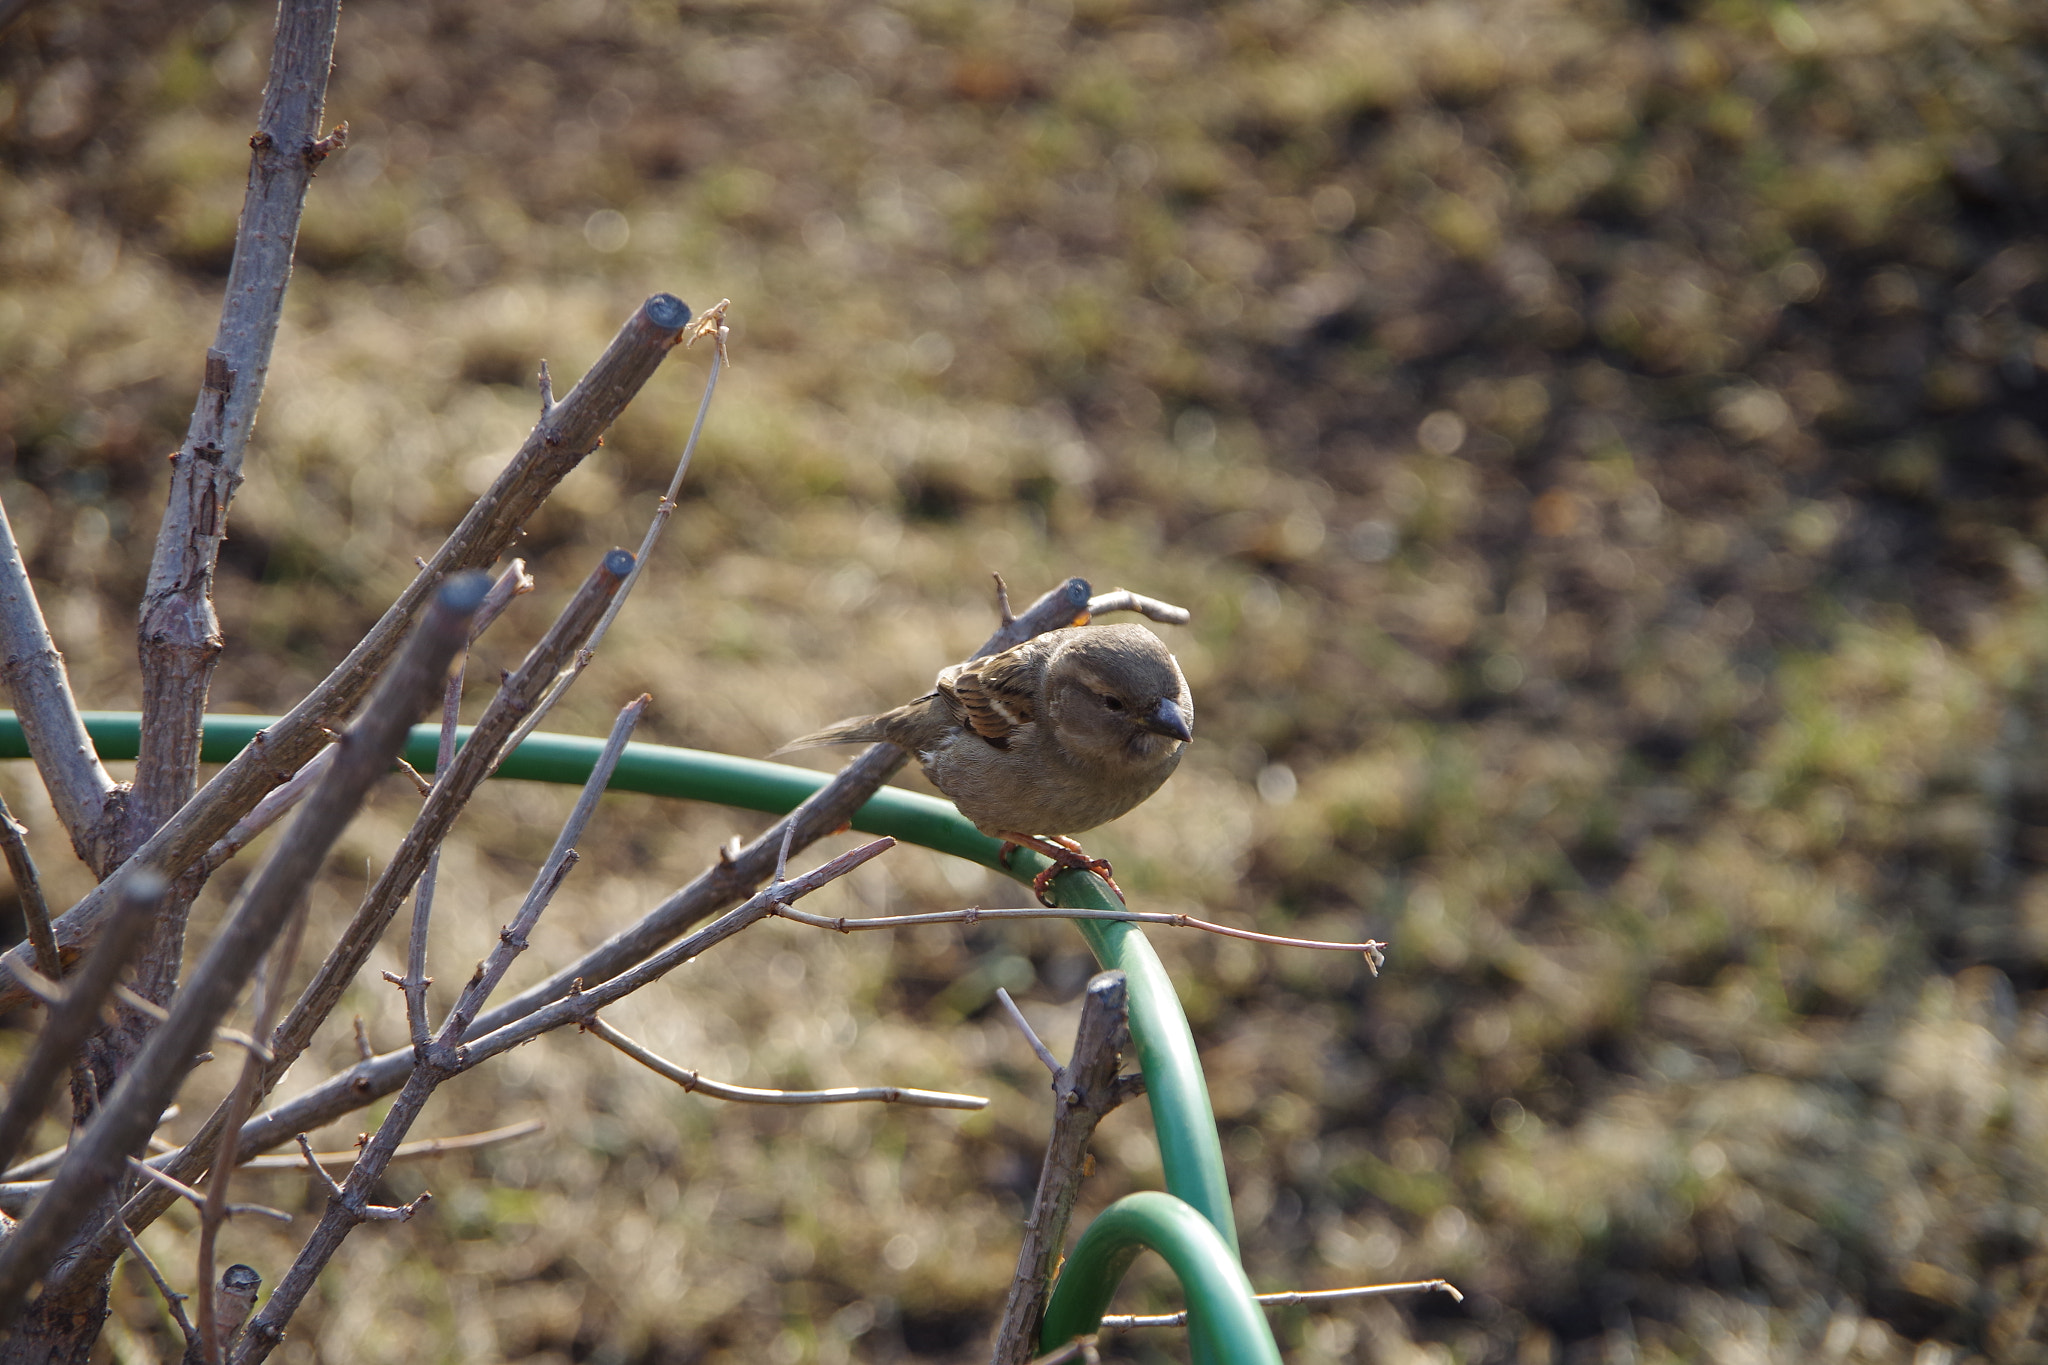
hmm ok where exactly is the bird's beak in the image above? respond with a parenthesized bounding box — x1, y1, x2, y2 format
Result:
(1142, 697, 1193, 743)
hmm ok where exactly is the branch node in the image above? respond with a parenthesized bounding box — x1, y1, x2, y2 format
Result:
(303, 121, 349, 168)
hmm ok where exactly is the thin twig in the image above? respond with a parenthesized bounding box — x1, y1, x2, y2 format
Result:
(112, 1215, 196, 1350)
(401, 643, 469, 1051)
(0, 575, 491, 1328)
(1079, 589, 1192, 628)
(107, 986, 272, 1060)
(122, 1159, 288, 1224)
(436, 694, 646, 1047)
(1, 1117, 179, 1184)
(196, 892, 312, 1363)
(500, 304, 728, 760)
(0, 870, 165, 1179)
(400, 558, 532, 1049)
(992, 972, 1133, 1365)
(0, 1123, 546, 1210)
(1023, 1331, 1101, 1364)
(197, 744, 336, 876)
(1099, 1279, 1466, 1329)
(0, 792, 59, 980)
(292, 1136, 341, 1200)
(245, 1121, 544, 1171)
(0, 496, 116, 864)
(587, 1016, 986, 1110)
(775, 902, 1387, 968)
(195, 559, 525, 1002)
(994, 988, 1062, 1076)
(287, 1136, 422, 1223)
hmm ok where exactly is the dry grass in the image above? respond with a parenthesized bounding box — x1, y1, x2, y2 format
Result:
(5, 0, 2048, 1360)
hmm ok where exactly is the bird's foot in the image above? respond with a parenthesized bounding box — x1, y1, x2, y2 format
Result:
(1000, 832, 1122, 907)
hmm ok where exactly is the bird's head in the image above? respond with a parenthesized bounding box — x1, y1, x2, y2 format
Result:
(1047, 624, 1194, 766)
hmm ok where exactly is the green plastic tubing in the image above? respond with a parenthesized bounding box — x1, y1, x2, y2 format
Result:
(1049, 875, 1238, 1254)
(1037, 1192, 1280, 1363)
(2, 711, 1260, 1353)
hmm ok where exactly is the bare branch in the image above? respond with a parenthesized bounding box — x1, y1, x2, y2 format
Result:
(130, 0, 345, 883)
(3, 1115, 179, 1184)
(0, 791, 60, 980)
(0, 294, 693, 1011)
(0, 1123, 543, 1212)
(196, 744, 336, 876)
(0, 869, 165, 1179)
(1080, 588, 1192, 628)
(196, 895, 312, 1364)
(774, 901, 1388, 966)
(107, 985, 275, 1061)
(113, 1215, 196, 1351)
(0, 495, 115, 865)
(397, 554, 532, 1033)
(121, 1158, 288, 1224)
(438, 696, 646, 1045)
(1099, 1279, 1466, 1329)
(993, 988, 1062, 1076)
(400, 624, 473, 1051)
(587, 1016, 986, 1110)
(246, 1121, 543, 1171)
(0, 573, 491, 1327)
(292, 1136, 341, 1201)
(993, 972, 1133, 1365)
(501, 304, 728, 759)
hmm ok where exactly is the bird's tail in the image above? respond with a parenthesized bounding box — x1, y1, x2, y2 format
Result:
(769, 713, 893, 757)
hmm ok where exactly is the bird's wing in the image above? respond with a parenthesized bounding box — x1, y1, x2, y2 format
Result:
(938, 642, 1044, 749)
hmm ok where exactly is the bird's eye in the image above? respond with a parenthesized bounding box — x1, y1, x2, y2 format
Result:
(1101, 695, 1125, 711)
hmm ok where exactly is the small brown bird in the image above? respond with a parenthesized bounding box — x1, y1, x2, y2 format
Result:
(779, 622, 1194, 902)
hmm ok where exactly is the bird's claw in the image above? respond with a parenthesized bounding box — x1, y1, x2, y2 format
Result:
(1005, 833, 1122, 906)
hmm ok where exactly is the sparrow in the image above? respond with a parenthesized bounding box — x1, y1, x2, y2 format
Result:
(777, 622, 1194, 902)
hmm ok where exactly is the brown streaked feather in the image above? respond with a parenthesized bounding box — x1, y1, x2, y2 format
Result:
(940, 641, 1045, 748)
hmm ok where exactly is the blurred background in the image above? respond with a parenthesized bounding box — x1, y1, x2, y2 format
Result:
(5, 0, 2048, 1360)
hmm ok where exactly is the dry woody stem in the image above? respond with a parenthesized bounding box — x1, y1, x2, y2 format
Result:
(1097, 1279, 1466, 1329)
(587, 1016, 986, 1110)
(776, 902, 1388, 969)
(992, 971, 1139, 1365)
